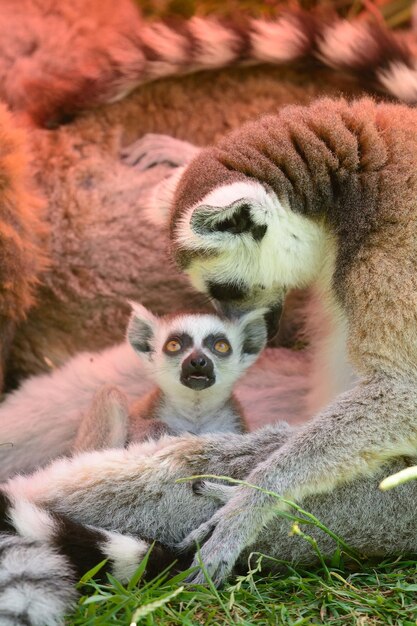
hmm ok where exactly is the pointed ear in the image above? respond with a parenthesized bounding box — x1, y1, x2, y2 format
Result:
(238, 309, 268, 356)
(127, 301, 158, 356)
(190, 199, 267, 241)
(143, 167, 185, 227)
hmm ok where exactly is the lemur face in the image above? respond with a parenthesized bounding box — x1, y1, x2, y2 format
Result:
(127, 302, 267, 395)
(170, 179, 325, 335)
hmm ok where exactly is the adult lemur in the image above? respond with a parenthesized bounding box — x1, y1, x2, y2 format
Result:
(122, 97, 417, 586)
(73, 303, 267, 451)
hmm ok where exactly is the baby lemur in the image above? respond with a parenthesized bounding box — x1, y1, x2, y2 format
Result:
(73, 302, 267, 451)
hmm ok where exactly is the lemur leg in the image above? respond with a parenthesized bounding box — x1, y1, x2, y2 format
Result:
(121, 134, 201, 170)
(181, 375, 417, 586)
(73, 385, 129, 453)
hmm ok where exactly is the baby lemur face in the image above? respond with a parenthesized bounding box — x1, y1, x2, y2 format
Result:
(127, 302, 267, 396)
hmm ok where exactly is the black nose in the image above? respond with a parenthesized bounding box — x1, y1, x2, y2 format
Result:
(181, 351, 215, 390)
(190, 355, 207, 368)
(181, 351, 214, 379)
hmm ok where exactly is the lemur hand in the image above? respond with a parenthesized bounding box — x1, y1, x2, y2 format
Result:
(179, 483, 275, 586)
(121, 133, 200, 170)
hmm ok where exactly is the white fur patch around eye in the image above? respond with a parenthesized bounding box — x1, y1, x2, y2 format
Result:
(195, 180, 273, 214)
(178, 179, 328, 294)
(153, 313, 228, 356)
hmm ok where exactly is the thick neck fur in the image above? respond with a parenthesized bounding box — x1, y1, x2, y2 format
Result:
(132, 385, 243, 435)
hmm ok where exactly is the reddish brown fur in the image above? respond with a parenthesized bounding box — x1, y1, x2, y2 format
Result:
(0, 105, 47, 384)
(0, 0, 414, 128)
(0, 105, 47, 319)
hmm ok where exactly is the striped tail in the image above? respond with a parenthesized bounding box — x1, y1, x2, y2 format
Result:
(0, 534, 78, 626)
(24, 10, 417, 127)
(0, 492, 183, 626)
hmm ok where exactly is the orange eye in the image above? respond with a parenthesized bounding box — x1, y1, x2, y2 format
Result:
(214, 340, 231, 354)
(165, 339, 182, 353)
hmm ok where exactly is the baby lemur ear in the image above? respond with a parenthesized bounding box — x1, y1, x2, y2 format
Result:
(127, 302, 158, 355)
(190, 199, 267, 241)
(238, 309, 268, 356)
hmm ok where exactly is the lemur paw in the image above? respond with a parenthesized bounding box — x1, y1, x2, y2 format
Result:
(178, 512, 221, 554)
(192, 480, 237, 504)
(120, 133, 201, 170)
(177, 509, 237, 586)
(184, 521, 237, 586)
(179, 485, 272, 587)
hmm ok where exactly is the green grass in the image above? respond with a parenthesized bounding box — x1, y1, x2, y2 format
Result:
(68, 552, 417, 626)
(66, 481, 417, 626)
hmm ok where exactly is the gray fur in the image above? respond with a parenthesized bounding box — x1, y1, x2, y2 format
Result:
(3, 420, 417, 623)
(0, 534, 77, 626)
(3, 423, 417, 568)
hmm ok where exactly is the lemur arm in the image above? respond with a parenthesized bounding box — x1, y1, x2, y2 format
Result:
(181, 375, 417, 586)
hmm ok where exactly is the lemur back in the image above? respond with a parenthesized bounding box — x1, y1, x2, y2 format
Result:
(74, 303, 267, 452)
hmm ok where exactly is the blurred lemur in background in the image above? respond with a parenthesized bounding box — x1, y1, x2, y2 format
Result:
(73, 302, 268, 452)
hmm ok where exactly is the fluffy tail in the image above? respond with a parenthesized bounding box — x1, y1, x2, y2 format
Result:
(0, 492, 181, 626)
(0, 534, 78, 626)
(19, 9, 417, 127)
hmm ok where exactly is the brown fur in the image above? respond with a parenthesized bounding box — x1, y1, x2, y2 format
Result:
(0, 3, 412, 388)
(127, 388, 172, 441)
(5, 64, 365, 385)
(0, 0, 413, 128)
(0, 0, 143, 127)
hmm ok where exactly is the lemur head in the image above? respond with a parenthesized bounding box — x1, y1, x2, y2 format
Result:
(127, 302, 267, 396)
(150, 140, 327, 333)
